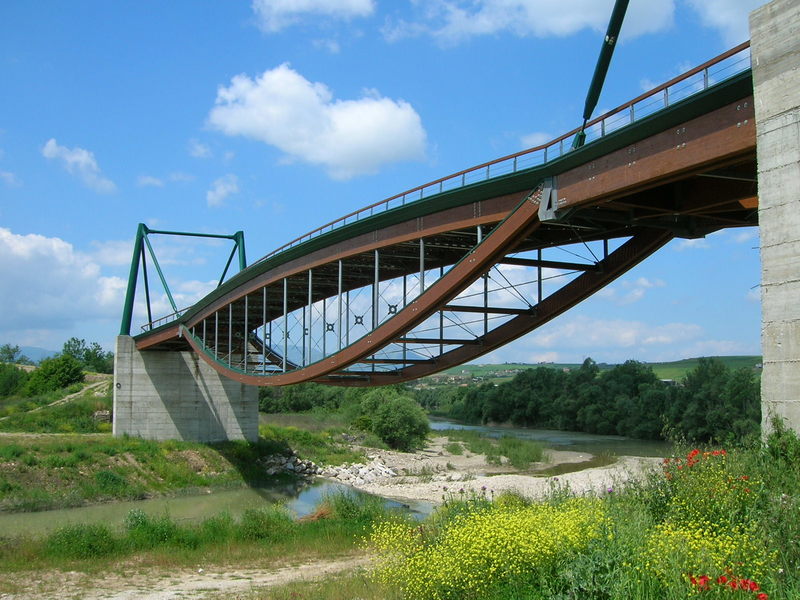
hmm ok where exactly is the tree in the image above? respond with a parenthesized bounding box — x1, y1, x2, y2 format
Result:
(61, 338, 113, 374)
(367, 389, 429, 451)
(0, 343, 32, 365)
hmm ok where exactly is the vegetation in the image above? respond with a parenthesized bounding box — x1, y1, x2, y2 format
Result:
(358, 426, 798, 600)
(419, 357, 761, 442)
(0, 422, 363, 512)
(442, 429, 545, 469)
(0, 490, 388, 574)
(261, 383, 429, 451)
(59, 337, 114, 374)
(0, 343, 33, 365)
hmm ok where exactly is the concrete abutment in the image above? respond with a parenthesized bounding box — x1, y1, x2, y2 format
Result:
(752, 0, 800, 434)
(113, 335, 258, 442)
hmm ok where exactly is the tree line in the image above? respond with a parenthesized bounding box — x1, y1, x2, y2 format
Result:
(416, 358, 761, 442)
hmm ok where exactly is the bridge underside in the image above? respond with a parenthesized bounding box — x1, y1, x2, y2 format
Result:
(135, 88, 756, 387)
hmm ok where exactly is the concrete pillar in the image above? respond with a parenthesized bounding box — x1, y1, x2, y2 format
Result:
(113, 335, 259, 442)
(751, 0, 800, 433)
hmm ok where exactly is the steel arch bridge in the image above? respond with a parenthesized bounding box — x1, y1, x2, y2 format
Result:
(126, 43, 757, 387)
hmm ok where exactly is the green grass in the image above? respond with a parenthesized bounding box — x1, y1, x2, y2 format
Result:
(0, 491, 393, 575)
(0, 427, 353, 512)
(441, 429, 545, 469)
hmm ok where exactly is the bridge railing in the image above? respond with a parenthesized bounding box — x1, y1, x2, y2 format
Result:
(256, 42, 750, 263)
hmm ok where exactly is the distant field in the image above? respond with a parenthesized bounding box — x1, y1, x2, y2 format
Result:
(435, 356, 762, 383)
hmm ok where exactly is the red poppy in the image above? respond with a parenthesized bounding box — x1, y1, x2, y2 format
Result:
(717, 575, 728, 585)
(757, 593, 769, 600)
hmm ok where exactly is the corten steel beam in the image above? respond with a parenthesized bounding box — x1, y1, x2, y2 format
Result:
(317, 228, 673, 385)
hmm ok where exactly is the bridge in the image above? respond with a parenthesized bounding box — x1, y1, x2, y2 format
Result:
(113, 0, 799, 443)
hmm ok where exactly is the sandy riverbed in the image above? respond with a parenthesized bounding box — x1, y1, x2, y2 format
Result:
(325, 436, 662, 505)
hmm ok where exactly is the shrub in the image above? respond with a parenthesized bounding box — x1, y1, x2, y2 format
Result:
(45, 523, 117, 559)
(22, 355, 84, 396)
(370, 392, 429, 452)
(236, 506, 296, 542)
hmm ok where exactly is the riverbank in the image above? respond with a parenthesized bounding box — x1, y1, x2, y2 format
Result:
(322, 435, 661, 505)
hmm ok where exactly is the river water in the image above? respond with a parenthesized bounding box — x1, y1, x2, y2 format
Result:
(1, 420, 669, 537)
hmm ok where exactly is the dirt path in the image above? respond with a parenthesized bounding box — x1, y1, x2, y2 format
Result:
(0, 554, 372, 600)
(0, 379, 110, 422)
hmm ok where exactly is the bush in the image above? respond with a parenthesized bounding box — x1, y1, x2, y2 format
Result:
(369, 392, 429, 452)
(22, 355, 84, 396)
(0, 362, 27, 397)
(236, 506, 296, 542)
(45, 523, 117, 559)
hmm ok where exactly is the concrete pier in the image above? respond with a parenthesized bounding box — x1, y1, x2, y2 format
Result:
(751, 0, 800, 433)
(113, 335, 258, 442)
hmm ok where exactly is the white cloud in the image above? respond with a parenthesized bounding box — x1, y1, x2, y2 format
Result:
(385, 0, 674, 44)
(188, 139, 212, 158)
(137, 175, 164, 187)
(529, 316, 702, 350)
(685, 0, 764, 47)
(0, 170, 21, 187)
(208, 64, 427, 179)
(674, 237, 710, 251)
(313, 38, 342, 53)
(90, 239, 135, 267)
(734, 230, 757, 244)
(206, 174, 240, 207)
(41, 138, 116, 194)
(252, 0, 375, 32)
(0, 228, 124, 336)
(169, 172, 195, 182)
(520, 131, 552, 148)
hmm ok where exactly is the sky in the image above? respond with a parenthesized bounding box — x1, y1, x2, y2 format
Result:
(0, 0, 766, 364)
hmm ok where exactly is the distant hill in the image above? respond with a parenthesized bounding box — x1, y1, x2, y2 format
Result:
(435, 356, 762, 384)
(19, 346, 58, 363)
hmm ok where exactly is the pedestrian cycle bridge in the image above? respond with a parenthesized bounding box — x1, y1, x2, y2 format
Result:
(127, 42, 757, 389)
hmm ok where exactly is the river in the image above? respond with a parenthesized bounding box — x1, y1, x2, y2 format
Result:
(1, 420, 668, 537)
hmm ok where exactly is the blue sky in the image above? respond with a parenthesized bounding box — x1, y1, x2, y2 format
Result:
(0, 0, 765, 364)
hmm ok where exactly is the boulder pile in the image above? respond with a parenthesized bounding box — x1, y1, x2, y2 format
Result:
(320, 458, 398, 485)
(259, 453, 321, 477)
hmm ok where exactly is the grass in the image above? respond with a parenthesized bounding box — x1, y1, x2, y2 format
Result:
(441, 429, 545, 469)
(0, 424, 362, 512)
(0, 489, 392, 588)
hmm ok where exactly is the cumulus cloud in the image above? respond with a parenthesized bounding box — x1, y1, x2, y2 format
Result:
(208, 64, 427, 179)
(137, 175, 164, 187)
(252, 0, 375, 32)
(0, 170, 21, 187)
(206, 174, 240, 207)
(685, 0, 763, 47)
(384, 0, 674, 44)
(188, 139, 212, 158)
(0, 228, 124, 336)
(41, 138, 116, 194)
